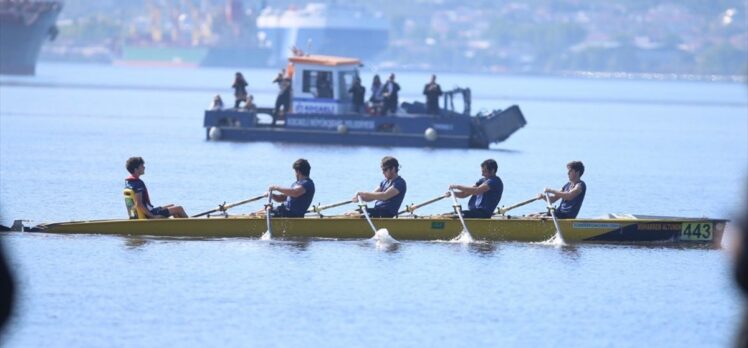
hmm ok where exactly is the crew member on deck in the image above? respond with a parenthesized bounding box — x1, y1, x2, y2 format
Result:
(262, 159, 315, 218)
(273, 73, 292, 125)
(348, 76, 366, 113)
(423, 74, 443, 115)
(448, 159, 503, 218)
(243, 94, 256, 112)
(349, 156, 407, 218)
(537, 161, 587, 219)
(125, 157, 188, 219)
(382, 73, 401, 115)
(211, 94, 224, 110)
(232, 72, 248, 109)
(369, 75, 384, 115)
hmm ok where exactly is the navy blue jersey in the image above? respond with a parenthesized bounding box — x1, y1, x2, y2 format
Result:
(125, 177, 152, 209)
(374, 176, 407, 216)
(556, 181, 586, 219)
(467, 176, 503, 213)
(283, 178, 315, 217)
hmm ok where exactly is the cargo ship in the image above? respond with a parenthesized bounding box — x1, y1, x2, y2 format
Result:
(0, 0, 62, 75)
(117, 2, 388, 68)
(256, 3, 389, 65)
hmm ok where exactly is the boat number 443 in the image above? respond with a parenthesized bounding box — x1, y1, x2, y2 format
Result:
(680, 222, 713, 241)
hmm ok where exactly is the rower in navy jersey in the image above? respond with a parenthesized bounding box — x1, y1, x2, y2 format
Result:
(350, 156, 407, 218)
(448, 159, 504, 218)
(264, 159, 315, 218)
(538, 161, 587, 219)
(124, 157, 188, 219)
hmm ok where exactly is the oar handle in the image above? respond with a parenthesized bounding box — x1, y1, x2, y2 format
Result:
(265, 190, 274, 210)
(544, 192, 565, 243)
(192, 194, 266, 217)
(496, 196, 540, 215)
(449, 189, 463, 214)
(357, 195, 378, 234)
(543, 192, 555, 211)
(399, 193, 451, 215)
(309, 200, 352, 213)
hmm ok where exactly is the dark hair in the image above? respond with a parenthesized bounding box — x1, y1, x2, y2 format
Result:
(381, 156, 399, 172)
(293, 158, 311, 176)
(481, 159, 498, 174)
(126, 156, 144, 174)
(567, 161, 585, 176)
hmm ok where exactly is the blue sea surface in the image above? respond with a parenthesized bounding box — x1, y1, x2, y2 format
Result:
(0, 63, 747, 347)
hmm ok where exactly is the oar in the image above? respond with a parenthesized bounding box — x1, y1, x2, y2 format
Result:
(449, 189, 471, 236)
(357, 195, 378, 234)
(495, 196, 539, 216)
(263, 190, 273, 239)
(192, 194, 266, 217)
(398, 193, 450, 216)
(544, 192, 565, 244)
(308, 200, 352, 214)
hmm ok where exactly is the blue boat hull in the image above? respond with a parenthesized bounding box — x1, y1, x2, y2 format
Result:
(203, 106, 526, 149)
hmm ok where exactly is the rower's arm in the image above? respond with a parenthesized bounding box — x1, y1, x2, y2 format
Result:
(546, 184, 583, 202)
(373, 186, 400, 201)
(356, 187, 400, 202)
(275, 185, 306, 198)
(134, 192, 159, 219)
(450, 183, 489, 198)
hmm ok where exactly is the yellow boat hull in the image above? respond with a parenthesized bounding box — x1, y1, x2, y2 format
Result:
(36, 216, 727, 246)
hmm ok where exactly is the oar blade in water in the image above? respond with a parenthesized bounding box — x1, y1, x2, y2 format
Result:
(450, 229, 474, 243)
(370, 228, 399, 244)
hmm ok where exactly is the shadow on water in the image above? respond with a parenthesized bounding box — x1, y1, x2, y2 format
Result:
(467, 241, 499, 257)
(267, 239, 311, 253)
(354, 239, 401, 253)
(123, 237, 148, 250)
(558, 244, 581, 260)
(486, 148, 522, 154)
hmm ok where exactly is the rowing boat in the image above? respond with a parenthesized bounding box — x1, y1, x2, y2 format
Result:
(32, 214, 727, 246)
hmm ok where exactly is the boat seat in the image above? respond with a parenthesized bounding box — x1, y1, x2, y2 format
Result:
(124, 189, 147, 220)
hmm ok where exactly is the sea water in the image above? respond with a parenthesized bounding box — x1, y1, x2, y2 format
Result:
(0, 63, 746, 347)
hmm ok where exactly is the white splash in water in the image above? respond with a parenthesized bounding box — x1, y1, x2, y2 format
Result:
(450, 229, 474, 243)
(539, 233, 566, 247)
(370, 228, 398, 244)
(260, 230, 272, 240)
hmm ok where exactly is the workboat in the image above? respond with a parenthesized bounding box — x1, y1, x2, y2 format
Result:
(203, 55, 527, 149)
(28, 215, 726, 247)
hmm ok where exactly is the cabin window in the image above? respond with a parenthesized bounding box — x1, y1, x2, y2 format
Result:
(338, 71, 357, 103)
(302, 70, 334, 99)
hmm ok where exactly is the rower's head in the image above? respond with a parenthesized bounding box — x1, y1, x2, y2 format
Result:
(567, 161, 584, 181)
(381, 156, 400, 179)
(431, 74, 437, 83)
(389, 73, 396, 82)
(126, 156, 145, 177)
(481, 159, 498, 178)
(293, 158, 311, 179)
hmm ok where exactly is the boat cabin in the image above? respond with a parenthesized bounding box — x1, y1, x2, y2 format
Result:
(288, 55, 361, 115)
